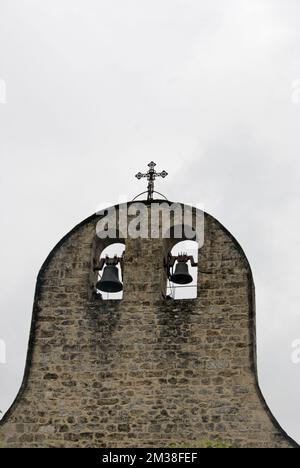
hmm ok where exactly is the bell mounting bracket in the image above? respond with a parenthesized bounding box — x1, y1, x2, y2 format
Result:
(94, 253, 124, 273)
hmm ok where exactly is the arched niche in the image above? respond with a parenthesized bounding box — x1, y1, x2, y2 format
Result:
(166, 240, 199, 300)
(96, 243, 125, 300)
(90, 228, 126, 300)
(162, 214, 203, 300)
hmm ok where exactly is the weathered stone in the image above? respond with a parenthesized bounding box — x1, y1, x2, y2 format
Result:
(0, 203, 297, 448)
(44, 373, 58, 380)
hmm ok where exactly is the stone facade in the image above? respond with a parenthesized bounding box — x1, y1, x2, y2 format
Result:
(0, 202, 297, 448)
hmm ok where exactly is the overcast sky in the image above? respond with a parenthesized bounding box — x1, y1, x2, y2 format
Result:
(0, 0, 300, 442)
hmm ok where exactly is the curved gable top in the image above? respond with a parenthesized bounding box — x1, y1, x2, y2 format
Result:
(0, 201, 298, 448)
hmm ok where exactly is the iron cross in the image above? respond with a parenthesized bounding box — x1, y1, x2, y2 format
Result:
(135, 162, 168, 201)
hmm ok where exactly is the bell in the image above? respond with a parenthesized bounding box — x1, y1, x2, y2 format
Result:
(170, 261, 193, 285)
(96, 265, 123, 293)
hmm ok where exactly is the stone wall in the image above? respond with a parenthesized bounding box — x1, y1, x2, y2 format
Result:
(0, 203, 297, 448)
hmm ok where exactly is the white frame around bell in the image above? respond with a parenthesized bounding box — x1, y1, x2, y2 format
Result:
(97, 243, 125, 300)
(166, 240, 198, 300)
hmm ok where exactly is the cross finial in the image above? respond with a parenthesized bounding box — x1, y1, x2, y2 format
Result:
(135, 162, 168, 201)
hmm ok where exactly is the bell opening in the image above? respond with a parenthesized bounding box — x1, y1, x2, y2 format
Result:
(166, 240, 198, 300)
(96, 244, 125, 300)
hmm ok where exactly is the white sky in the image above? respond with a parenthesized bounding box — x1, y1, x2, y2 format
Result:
(0, 0, 300, 442)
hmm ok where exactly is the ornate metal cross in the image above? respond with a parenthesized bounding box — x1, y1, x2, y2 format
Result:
(135, 162, 168, 201)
